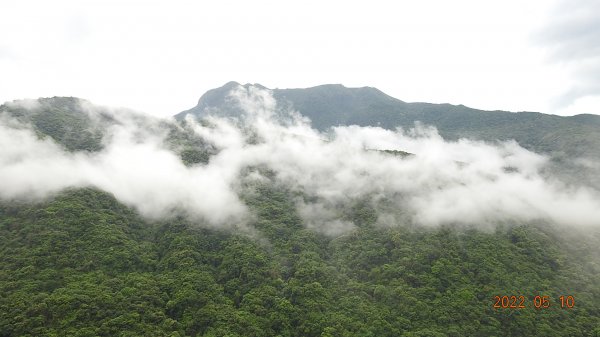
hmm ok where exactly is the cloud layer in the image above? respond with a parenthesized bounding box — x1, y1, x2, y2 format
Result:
(1, 85, 599, 234)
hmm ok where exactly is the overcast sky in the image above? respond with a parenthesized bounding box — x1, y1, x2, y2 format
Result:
(1, 0, 599, 117)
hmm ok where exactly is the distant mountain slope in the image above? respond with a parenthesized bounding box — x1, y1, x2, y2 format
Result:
(0, 97, 110, 152)
(177, 82, 600, 160)
(0, 97, 214, 165)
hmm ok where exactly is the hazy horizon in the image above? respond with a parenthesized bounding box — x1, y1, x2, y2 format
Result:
(2, 0, 599, 117)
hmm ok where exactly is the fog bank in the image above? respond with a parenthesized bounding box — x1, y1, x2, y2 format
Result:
(1, 86, 599, 233)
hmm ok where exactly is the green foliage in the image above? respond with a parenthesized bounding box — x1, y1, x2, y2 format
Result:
(1, 187, 599, 336)
(0, 97, 216, 166)
(1, 97, 106, 152)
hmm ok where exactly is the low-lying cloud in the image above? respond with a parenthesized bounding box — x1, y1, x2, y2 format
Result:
(1, 85, 599, 234)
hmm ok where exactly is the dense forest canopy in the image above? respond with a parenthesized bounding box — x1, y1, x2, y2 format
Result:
(1, 84, 599, 336)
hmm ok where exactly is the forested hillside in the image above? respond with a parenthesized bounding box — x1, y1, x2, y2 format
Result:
(0, 97, 214, 166)
(1, 89, 600, 336)
(2, 187, 600, 337)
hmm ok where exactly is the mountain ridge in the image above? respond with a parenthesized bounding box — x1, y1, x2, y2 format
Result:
(176, 82, 600, 161)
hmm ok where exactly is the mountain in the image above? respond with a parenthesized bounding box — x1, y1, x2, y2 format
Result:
(177, 82, 600, 161)
(2, 90, 600, 336)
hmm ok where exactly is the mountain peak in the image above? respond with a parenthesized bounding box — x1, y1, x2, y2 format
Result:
(176, 82, 405, 122)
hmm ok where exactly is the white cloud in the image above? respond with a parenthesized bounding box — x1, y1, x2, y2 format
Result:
(0, 112, 248, 227)
(1, 86, 599, 234)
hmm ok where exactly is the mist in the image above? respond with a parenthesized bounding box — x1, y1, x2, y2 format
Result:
(1, 85, 600, 234)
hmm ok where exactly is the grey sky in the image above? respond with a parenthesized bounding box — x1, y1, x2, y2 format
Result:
(1, 0, 598, 116)
(536, 0, 600, 112)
